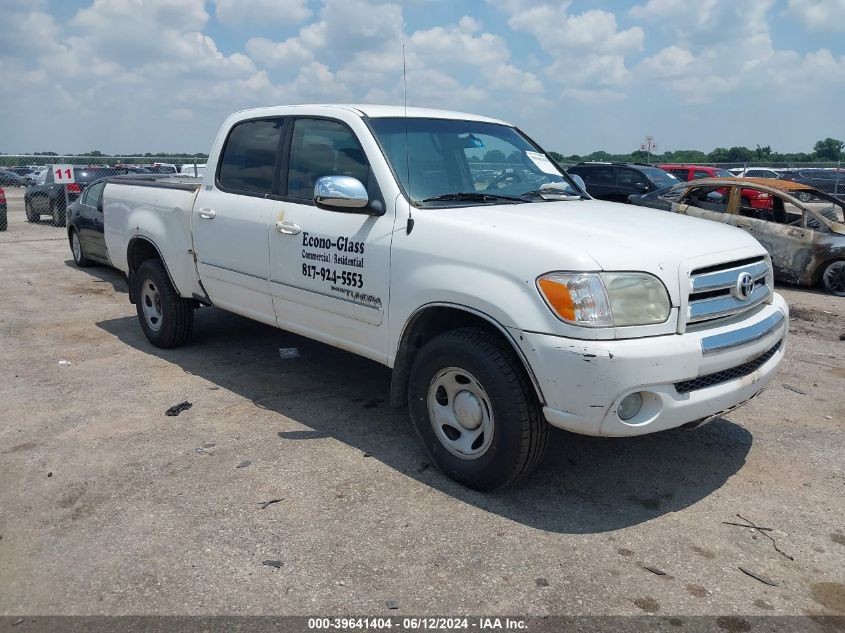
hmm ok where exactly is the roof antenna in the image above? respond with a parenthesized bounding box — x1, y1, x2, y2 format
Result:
(403, 43, 414, 235)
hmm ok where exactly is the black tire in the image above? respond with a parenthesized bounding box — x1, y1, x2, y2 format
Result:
(407, 327, 548, 490)
(69, 228, 92, 267)
(820, 260, 845, 297)
(25, 198, 38, 222)
(0, 208, 6, 232)
(50, 199, 66, 227)
(133, 259, 194, 348)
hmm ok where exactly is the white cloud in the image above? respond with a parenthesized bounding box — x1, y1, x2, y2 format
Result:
(215, 0, 311, 26)
(246, 36, 314, 67)
(786, 0, 845, 32)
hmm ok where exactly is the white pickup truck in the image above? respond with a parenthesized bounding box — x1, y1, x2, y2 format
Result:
(102, 104, 788, 490)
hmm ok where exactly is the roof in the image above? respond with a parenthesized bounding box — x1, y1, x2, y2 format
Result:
(675, 177, 814, 192)
(233, 104, 512, 126)
(739, 177, 813, 190)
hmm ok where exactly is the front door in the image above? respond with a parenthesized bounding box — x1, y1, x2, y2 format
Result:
(77, 181, 107, 261)
(268, 117, 394, 362)
(191, 117, 285, 325)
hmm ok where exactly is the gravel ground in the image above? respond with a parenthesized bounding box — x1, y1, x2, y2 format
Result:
(0, 188, 843, 617)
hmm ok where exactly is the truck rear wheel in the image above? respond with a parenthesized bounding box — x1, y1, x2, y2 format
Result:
(407, 327, 548, 490)
(133, 259, 194, 348)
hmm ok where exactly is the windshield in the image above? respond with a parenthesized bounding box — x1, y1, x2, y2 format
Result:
(368, 118, 582, 205)
(639, 166, 681, 188)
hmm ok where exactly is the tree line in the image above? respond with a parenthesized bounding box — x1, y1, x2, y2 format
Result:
(548, 138, 844, 165)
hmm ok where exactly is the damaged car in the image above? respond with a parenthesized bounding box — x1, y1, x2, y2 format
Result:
(629, 178, 845, 296)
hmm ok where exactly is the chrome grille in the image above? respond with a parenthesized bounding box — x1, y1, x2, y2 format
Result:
(686, 258, 771, 326)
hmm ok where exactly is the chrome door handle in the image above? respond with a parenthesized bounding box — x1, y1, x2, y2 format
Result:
(276, 221, 301, 235)
(198, 208, 216, 219)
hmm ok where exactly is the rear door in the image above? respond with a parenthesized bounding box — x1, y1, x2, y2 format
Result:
(268, 116, 394, 361)
(191, 117, 286, 325)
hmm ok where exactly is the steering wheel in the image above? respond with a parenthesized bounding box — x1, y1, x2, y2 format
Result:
(487, 169, 525, 190)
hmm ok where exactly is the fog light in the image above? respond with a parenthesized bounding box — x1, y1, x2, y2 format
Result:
(618, 392, 643, 421)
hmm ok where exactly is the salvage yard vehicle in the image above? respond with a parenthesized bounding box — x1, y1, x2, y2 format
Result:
(101, 105, 789, 490)
(629, 178, 845, 296)
(566, 161, 679, 202)
(660, 164, 773, 210)
(25, 167, 83, 226)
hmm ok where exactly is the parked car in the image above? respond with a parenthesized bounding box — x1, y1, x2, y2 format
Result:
(628, 178, 845, 295)
(778, 168, 845, 201)
(146, 163, 178, 174)
(0, 170, 27, 187)
(67, 174, 161, 267)
(731, 167, 781, 179)
(7, 167, 38, 185)
(100, 104, 787, 489)
(658, 164, 772, 210)
(179, 163, 207, 177)
(0, 186, 6, 231)
(24, 166, 88, 225)
(566, 162, 680, 202)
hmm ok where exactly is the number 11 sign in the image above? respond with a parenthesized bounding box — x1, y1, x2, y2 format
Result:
(53, 165, 75, 184)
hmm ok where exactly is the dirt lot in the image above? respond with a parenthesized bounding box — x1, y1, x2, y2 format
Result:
(1, 187, 843, 617)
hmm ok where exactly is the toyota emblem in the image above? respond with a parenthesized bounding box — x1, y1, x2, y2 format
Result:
(736, 272, 754, 300)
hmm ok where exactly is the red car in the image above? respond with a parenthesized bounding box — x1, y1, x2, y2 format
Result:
(0, 186, 6, 231)
(659, 164, 773, 210)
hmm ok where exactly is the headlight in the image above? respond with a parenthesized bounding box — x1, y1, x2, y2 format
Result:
(537, 272, 671, 327)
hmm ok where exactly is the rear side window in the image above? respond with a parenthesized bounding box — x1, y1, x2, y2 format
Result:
(572, 165, 614, 186)
(218, 118, 284, 195)
(692, 169, 712, 180)
(669, 169, 689, 181)
(286, 118, 370, 200)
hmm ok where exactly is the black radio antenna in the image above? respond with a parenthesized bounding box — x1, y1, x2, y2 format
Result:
(403, 44, 414, 234)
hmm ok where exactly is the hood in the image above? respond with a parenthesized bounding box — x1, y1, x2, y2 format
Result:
(437, 198, 764, 271)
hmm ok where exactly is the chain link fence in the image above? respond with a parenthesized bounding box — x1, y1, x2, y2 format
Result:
(0, 155, 206, 243)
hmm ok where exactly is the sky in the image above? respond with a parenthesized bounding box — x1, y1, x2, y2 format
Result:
(1, 0, 843, 156)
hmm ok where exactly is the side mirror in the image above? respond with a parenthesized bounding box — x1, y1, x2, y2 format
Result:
(314, 175, 369, 212)
(570, 174, 586, 191)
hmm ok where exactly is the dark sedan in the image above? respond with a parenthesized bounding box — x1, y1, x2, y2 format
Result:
(0, 170, 27, 187)
(67, 174, 166, 267)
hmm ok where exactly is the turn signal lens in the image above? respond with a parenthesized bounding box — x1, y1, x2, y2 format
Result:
(537, 273, 613, 327)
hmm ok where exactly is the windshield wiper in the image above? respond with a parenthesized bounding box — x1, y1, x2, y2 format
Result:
(421, 192, 523, 204)
(520, 184, 585, 201)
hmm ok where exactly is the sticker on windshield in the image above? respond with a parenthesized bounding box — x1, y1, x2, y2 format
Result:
(525, 151, 561, 175)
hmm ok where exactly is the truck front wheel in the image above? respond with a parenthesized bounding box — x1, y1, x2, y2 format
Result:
(407, 327, 548, 490)
(133, 259, 194, 348)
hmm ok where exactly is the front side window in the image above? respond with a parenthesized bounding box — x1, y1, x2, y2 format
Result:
(369, 118, 580, 205)
(669, 169, 690, 181)
(286, 118, 370, 200)
(617, 168, 648, 189)
(681, 186, 729, 212)
(639, 166, 680, 188)
(218, 118, 284, 195)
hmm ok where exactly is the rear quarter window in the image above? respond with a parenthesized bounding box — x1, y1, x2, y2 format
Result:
(218, 118, 284, 195)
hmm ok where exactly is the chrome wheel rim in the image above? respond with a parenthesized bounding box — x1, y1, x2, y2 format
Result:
(823, 261, 845, 296)
(141, 279, 163, 332)
(71, 232, 82, 263)
(427, 367, 493, 460)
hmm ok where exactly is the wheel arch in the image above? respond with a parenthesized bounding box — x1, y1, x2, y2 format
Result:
(126, 237, 178, 304)
(389, 303, 545, 408)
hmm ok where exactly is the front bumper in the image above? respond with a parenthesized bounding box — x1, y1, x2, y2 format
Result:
(512, 294, 788, 437)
